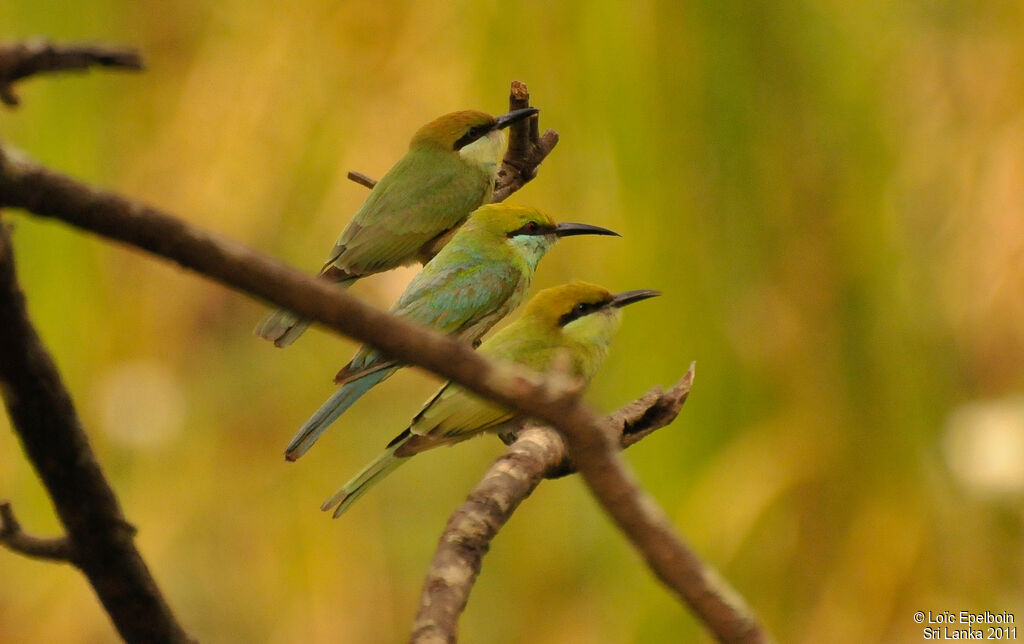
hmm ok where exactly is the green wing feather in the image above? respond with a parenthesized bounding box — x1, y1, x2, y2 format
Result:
(394, 260, 522, 335)
(404, 323, 560, 443)
(407, 382, 517, 442)
(337, 247, 525, 381)
(322, 147, 492, 276)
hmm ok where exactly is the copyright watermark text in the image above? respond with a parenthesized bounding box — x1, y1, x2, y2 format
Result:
(914, 611, 1017, 640)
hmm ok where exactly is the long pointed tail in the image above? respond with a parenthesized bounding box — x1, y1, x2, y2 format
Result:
(254, 274, 356, 347)
(284, 367, 397, 461)
(321, 431, 411, 518)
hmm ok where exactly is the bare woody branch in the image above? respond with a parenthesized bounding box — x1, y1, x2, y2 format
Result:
(493, 81, 559, 202)
(559, 405, 770, 643)
(347, 80, 558, 203)
(0, 40, 767, 641)
(0, 220, 193, 643)
(0, 501, 74, 562)
(0, 143, 771, 642)
(412, 369, 694, 643)
(0, 40, 142, 106)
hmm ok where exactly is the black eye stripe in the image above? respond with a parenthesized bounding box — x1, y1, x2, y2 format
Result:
(558, 302, 592, 326)
(557, 297, 615, 326)
(453, 123, 495, 150)
(558, 305, 585, 326)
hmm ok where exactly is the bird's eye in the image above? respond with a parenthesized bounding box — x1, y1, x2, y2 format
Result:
(559, 301, 594, 326)
(508, 221, 543, 237)
(454, 124, 492, 150)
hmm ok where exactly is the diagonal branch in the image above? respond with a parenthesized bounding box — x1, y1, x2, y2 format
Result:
(0, 141, 771, 642)
(0, 39, 142, 107)
(557, 398, 770, 643)
(0, 219, 192, 642)
(411, 368, 694, 643)
(0, 501, 74, 562)
(0, 37, 769, 638)
(347, 80, 558, 204)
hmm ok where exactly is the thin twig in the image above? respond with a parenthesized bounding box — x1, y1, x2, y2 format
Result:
(0, 219, 193, 643)
(0, 501, 74, 562)
(0, 39, 142, 107)
(346, 170, 377, 189)
(493, 81, 559, 202)
(0, 142, 771, 643)
(346, 81, 558, 204)
(0, 35, 768, 643)
(411, 369, 695, 643)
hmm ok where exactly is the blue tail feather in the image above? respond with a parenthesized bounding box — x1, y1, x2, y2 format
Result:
(284, 367, 397, 460)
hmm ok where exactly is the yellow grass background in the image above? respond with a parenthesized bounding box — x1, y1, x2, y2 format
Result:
(1, 2, 1023, 642)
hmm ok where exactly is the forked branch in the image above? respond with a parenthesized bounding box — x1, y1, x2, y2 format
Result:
(0, 39, 770, 643)
(0, 220, 192, 643)
(493, 81, 559, 202)
(0, 501, 74, 562)
(412, 369, 695, 643)
(0, 139, 770, 642)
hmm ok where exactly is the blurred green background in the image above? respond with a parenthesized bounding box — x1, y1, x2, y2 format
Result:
(2, 1, 1023, 642)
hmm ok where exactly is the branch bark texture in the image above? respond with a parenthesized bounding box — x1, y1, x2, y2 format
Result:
(0, 39, 141, 106)
(0, 221, 192, 643)
(412, 369, 694, 643)
(492, 81, 558, 202)
(0, 52, 770, 642)
(0, 140, 770, 643)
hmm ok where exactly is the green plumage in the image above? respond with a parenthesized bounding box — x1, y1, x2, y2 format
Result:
(319, 144, 493, 276)
(284, 205, 566, 461)
(321, 282, 659, 518)
(256, 110, 517, 347)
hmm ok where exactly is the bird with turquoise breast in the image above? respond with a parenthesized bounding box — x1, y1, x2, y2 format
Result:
(256, 107, 539, 347)
(319, 282, 661, 517)
(283, 205, 620, 461)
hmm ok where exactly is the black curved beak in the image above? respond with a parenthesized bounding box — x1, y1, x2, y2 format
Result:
(493, 107, 539, 130)
(610, 289, 661, 308)
(554, 222, 621, 237)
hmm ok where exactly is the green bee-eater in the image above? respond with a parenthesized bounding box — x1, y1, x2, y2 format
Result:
(256, 107, 539, 347)
(284, 205, 619, 461)
(320, 282, 660, 517)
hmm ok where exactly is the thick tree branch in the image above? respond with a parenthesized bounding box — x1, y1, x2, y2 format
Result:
(0, 39, 142, 106)
(0, 220, 192, 642)
(0, 501, 74, 562)
(411, 368, 695, 643)
(0, 142, 770, 642)
(347, 80, 558, 203)
(0, 41, 768, 639)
